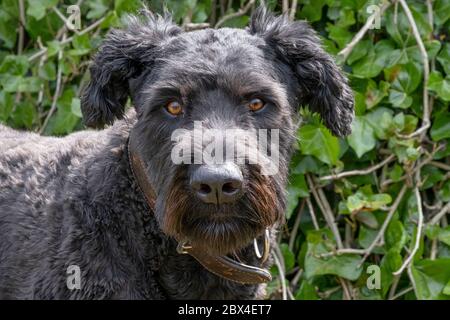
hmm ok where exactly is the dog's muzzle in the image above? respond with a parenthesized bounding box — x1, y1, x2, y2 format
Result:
(127, 137, 273, 285)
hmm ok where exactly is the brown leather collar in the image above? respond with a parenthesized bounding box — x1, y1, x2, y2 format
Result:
(127, 138, 272, 285)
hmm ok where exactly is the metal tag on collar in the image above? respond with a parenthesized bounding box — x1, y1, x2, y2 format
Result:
(253, 228, 270, 263)
(177, 240, 192, 254)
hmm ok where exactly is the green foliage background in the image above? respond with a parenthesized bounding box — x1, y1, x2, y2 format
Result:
(1, 0, 449, 300)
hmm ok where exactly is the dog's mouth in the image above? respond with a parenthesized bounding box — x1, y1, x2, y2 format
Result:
(178, 214, 266, 256)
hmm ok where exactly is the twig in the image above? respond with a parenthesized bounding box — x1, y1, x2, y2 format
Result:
(359, 184, 408, 266)
(288, 199, 305, 251)
(428, 202, 450, 226)
(393, 187, 424, 276)
(28, 17, 106, 63)
(306, 197, 320, 230)
(407, 265, 418, 298)
(319, 248, 366, 258)
(338, 277, 351, 300)
(397, 0, 430, 140)
(291, 268, 303, 288)
(273, 250, 288, 300)
(429, 161, 450, 171)
(17, 0, 26, 55)
(289, 0, 298, 21)
(39, 33, 65, 135)
(338, 1, 392, 62)
(390, 287, 413, 300)
(320, 155, 396, 181)
(215, 0, 256, 28)
(282, 0, 289, 14)
(306, 174, 343, 249)
(184, 23, 210, 31)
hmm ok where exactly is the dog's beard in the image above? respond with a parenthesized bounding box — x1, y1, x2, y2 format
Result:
(162, 167, 284, 255)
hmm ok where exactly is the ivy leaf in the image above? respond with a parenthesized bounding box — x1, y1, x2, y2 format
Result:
(411, 259, 450, 300)
(434, 0, 450, 26)
(280, 243, 295, 272)
(346, 191, 392, 213)
(431, 113, 450, 141)
(437, 43, 450, 75)
(347, 116, 376, 157)
(428, 71, 450, 101)
(286, 174, 309, 219)
(299, 124, 340, 165)
(304, 229, 363, 281)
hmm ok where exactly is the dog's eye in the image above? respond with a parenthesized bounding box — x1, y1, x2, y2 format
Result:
(247, 98, 265, 112)
(165, 101, 183, 116)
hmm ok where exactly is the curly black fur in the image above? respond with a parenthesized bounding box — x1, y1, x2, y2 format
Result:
(0, 7, 353, 299)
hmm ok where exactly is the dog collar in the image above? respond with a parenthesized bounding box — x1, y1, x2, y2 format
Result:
(127, 138, 272, 285)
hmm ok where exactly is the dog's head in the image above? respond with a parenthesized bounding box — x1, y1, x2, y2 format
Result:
(81, 7, 354, 255)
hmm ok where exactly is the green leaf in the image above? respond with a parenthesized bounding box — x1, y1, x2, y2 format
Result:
(431, 113, 450, 141)
(298, 0, 326, 22)
(355, 211, 379, 229)
(352, 41, 396, 78)
(411, 259, 450, 300)
(439, 180, 450, 202)
(280, 243, 295, 272)
(286, 174, 309, 219)
(295, 280, 319, 300)
(0, 55, 29, 75)
(437, 43, 450, 75)
(304, 229, 363, 281)
(347, 116, 376, 157)
(45, 89, 80, 135)
(326, 24, 352, 49)
(365, 107, 394, 140)
(0, 91, 14, 122)
(346, 191, 392, 213)
(347, 40, 371, 65)
(428, 71, 450, 101)
(434, 0, 450, 26)
(0, 10, 17, 49)
(380, 249, 403, 297)
(299, 124, 340, 165)
(26, 1, 46, 20)
(386, 220, 407, 253)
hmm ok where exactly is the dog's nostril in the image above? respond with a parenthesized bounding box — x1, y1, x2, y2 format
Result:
(222, 182, 238, 194)
(199, 183, 212, 194)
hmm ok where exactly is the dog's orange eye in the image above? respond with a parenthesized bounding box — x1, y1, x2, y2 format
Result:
(165, 101, 183, 116)
(248, 98, 265, 112)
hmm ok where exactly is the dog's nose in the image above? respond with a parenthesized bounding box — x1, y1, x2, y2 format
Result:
(190, 163, 243, 205)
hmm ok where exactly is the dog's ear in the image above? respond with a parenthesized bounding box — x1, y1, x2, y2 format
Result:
(249, 7, 354, 137)
(81, 9, 181, 128)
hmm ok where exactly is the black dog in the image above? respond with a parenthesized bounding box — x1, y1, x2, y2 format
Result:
(0, 7, 353, 299)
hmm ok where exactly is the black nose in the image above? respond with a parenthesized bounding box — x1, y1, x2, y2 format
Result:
(190, 163, 243, 205)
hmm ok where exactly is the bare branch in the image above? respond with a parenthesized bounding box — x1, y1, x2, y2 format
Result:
(288, 199, 305, 251)
(184, 23, 210, 31)
(39, 33, 66, 135)
(307, 175, 343, 249)
(28, 17, 106, 63)
(397, 0, 430, 140)
(359, 184, 408, 266)
(273, 247, 288, 300)
(319, 155, 396, 181)
(215, 0, 256, 28)
(428, 202, 450, 226)
(338, 1, 392, 62)
(17, 0, 26, 55)
(289, 0, 298, 21)
(393, 187, 424, 276)
(306, 197, 320, 230)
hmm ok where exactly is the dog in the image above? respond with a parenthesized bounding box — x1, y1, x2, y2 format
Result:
(0, 7, 353, 299)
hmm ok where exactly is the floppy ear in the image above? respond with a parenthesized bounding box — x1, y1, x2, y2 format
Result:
(81, 9, 181, 128)
(249, 7, 354, 137)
